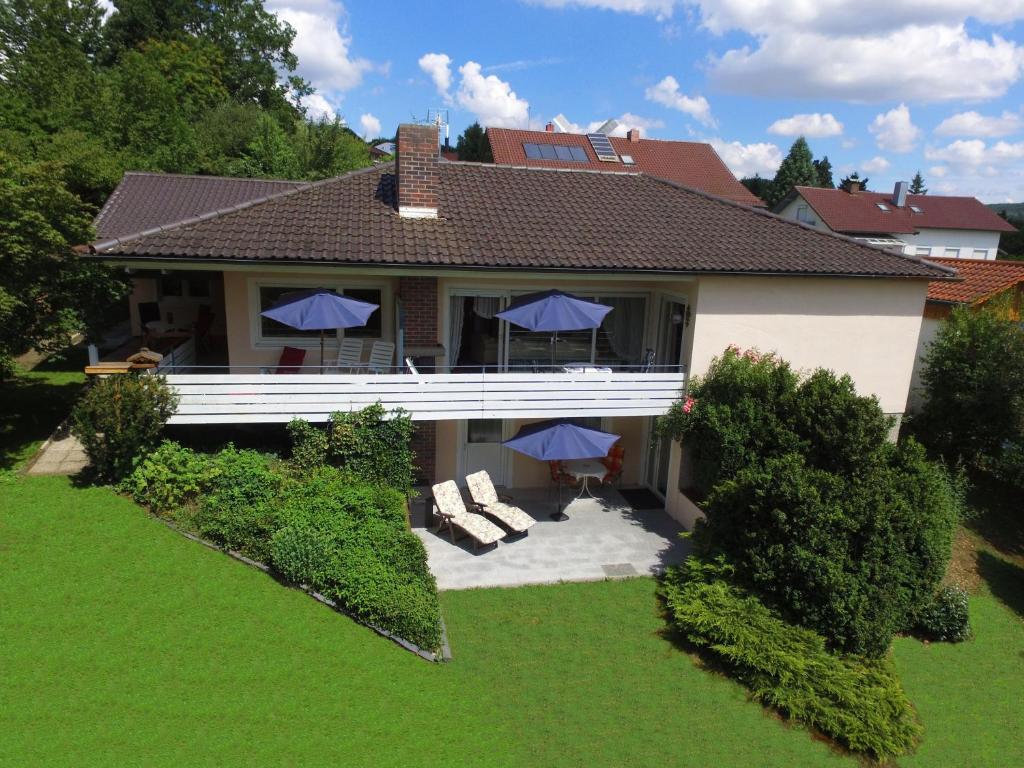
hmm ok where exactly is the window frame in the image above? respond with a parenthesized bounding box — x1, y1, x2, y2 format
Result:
(249, 278, 388, 349)
(943, 248, 961, 258)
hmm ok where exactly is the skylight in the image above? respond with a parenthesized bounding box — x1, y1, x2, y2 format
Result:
(620, 155, 635, 165)
(586, 133, 619, 162)
(910, 205, 923, 213)
(523, 143, 589, 162)
(876, 203, 890, 212)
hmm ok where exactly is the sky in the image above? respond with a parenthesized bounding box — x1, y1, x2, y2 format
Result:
(263, 0, 1024, 202)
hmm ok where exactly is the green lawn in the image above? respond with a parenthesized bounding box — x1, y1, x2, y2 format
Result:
(0, 350, 86, 470)
(2, 475, 1022, 767)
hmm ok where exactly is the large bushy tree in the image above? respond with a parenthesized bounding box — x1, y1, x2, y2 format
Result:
(766, 137, 818, 207)
(919, 300, 1024, 469)
(657, 347, 961, 657)
(0, 153, 128, 378)
(456, 122, 493, 162)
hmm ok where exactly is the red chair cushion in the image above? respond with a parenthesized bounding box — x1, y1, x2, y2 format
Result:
(601, 443, 625, 483)
(275, 346, 306, 374)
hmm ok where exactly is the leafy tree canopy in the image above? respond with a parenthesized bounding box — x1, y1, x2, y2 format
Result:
(909, 171, 927, 195)
(766, 137, 818, 207)
(456, 122, 493, 162)
(813, 156, 834, 189)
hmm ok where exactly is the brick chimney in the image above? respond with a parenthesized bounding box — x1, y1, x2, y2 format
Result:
(627, 128, 641, 143)
(847, 180, 862, 194)
(545, 122, 555, 132)
(396, 123, 439, 219)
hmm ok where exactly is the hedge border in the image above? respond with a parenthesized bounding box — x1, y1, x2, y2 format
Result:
(159, 517, 452, 663)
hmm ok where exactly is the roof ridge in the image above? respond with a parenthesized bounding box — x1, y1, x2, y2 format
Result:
(651, 176, 955, 279)
(92, 164, 388, 253)
(120, 170, 309, 184)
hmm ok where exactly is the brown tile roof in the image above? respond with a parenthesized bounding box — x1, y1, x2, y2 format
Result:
(926, 257, 1024, 303)
(791, 186, 1016, 235)
(90, 163, 951, 279)
(487, 128, 763, 207)
(94, 172, 308, 240)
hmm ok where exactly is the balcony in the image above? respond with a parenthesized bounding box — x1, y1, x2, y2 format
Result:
(163, 366, 687, 424)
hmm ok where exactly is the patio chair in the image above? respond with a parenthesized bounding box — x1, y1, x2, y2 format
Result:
(333, 338, 364, 372)
(367, 341, 395, 373)
(601, 442, 625, 486)
(275, 346, 306, 374)
(430, 480, 506, 551)
(465, 470, 536, 534)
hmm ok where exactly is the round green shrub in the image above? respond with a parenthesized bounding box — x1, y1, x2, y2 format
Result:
(120, 440, 213, 515)
(270, 525, 334, 588)
(915, 586, 971, 643)
(70, 373, 178, 481)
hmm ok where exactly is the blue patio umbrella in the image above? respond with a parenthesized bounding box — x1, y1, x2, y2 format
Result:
(503, 419, 620, 520)
(260, 289, 379, 372)
(496, 290, 612, 369)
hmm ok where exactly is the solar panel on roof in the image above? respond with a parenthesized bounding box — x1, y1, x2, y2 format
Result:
(587, 133, 618, 162)
(521, 142, 589, 163)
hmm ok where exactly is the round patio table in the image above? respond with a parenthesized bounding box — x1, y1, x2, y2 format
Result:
(563, 459, 606, 499)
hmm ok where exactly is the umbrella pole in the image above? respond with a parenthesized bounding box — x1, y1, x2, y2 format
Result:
(320, 330, 326, 374)
(550, 471, 566, 521)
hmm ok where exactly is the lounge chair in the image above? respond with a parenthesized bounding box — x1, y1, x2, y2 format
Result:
(275, 346, 306, 374)
(367, 341, 395, 373)
(334, 338, 364, 372)
(430, 480, 506, 551)
(465, 470, 536, 534)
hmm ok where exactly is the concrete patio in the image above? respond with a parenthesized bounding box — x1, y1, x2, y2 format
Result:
(411, 486, 691, 590)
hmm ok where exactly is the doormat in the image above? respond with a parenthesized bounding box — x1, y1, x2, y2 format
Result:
(617, 487, 664, 511)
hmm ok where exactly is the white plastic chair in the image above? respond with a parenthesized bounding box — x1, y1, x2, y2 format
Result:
(334, 338, 363, 372)
(367, 341, 395, 373)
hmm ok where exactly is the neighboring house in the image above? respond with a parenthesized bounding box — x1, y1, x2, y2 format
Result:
(908, 257, 1024, 411)
(86, 123, 950, 525)
(487, 125, 764, 207)
(775, 181, 1016, 260)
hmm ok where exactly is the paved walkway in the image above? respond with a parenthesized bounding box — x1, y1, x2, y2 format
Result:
(412, 486, 690, 590)
(26, 433, 89, 476)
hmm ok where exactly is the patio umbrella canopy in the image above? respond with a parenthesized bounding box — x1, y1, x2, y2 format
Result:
(496, 290, 613, 369)
(503, 419, 620, 520)
(260, 289, 379, 372)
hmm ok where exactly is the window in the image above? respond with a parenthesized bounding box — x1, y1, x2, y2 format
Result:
(944, 248, 960, 258)
(910, 205, 923, 214)
(973, 249, 988, 259)
(915, 246, 931, 257)
(523, 142, 588, 162)
(186, 278, 210, 298)
(467, 419, 503, 443)
(257, 286, 383, 341)
(159, 276, 183, 297)
(796, 205, 816, 225)
(876, 203, 890, 212)
(505, 293, 647, 370)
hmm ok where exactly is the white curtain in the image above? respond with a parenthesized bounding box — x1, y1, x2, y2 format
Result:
(604, 297, 646, 364)
(448, 296, 466, 371)
(473, 296, 500, 319)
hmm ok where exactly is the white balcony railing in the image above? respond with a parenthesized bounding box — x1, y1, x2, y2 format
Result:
(164, 370, 687, 424)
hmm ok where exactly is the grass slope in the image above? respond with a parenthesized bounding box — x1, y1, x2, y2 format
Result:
(3, 475, 1022, 767)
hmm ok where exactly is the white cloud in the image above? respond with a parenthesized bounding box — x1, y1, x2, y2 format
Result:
(922, 139, 1024, 200)
(528, 0, 676, 19)
(929, 165, 948, 177)
(418, 52, 454, 105)
(268, 1, 372, 103)
(925, 139, 1024, 167)
(557, 113, 666, 136)
(711, 26, 1023, 103)
(359, 113, 381, 138)
(708, 138, 783, 178)
(861, 156, 891, 173)
(456, 61, 531, 128)
(302, 93, 336, 121)
(869, 104, 920, 153)
(767, 113, 843, 138)
(644, 76, 715, 127)
(935, 110, 1023, 137)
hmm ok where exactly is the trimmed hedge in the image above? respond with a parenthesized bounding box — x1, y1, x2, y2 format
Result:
(662, 557, 922, 762)
(915, 586, 971, 643)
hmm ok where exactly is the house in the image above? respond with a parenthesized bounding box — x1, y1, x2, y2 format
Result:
(86, 123, 950, 526)
(908, 256, 1024, 411)
(486, 125, 764, 207)
(774, 181, 1016, 260)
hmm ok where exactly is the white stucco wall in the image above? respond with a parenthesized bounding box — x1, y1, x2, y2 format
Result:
(898, 229, 1001, 260)
(908, 313, 942, 413)
(686, 275, 928, 415)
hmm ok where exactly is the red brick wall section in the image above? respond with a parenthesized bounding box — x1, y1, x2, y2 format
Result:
(411, 420, 437, 485)
(396, 123, 439, 213)
(398, 276, 438, 346)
